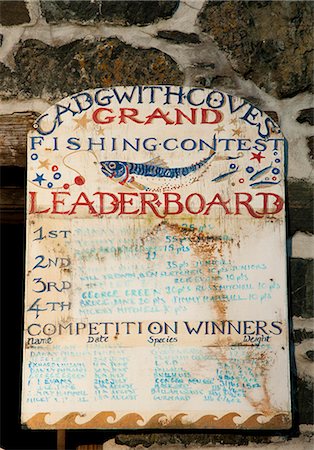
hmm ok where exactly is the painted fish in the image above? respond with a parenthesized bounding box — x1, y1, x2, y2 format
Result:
(250, 180, 281, 188)
(211, 166, 239, 182)
(249, 163, 272, 181)
(100, 152, 215, 185)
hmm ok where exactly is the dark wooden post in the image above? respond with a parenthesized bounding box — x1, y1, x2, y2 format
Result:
(57, 430, 66, 450)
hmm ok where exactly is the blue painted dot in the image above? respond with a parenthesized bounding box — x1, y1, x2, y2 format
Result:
(246, 166, 254, 173)
(272, 168, 280, 175)
(275, 158, 281, 163)
(273, 152, 278, 156)
(53, 172, 61, 180)
(230, 164, 236, 169)
(47, 182, 53, 188)
(31, 153, 38, 160)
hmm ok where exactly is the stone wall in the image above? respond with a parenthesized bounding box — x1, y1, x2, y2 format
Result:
(0, 1, 313, 449)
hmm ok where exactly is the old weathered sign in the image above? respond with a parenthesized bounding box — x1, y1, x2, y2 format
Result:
(22, 86, 291, 430)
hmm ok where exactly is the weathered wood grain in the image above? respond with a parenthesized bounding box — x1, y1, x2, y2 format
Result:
(0, 112, 39, 166)
(0, 186, 25, 223)
(57, 430, 66, 450)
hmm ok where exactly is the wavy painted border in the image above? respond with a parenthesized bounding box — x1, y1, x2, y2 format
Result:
(24, 411, 291, 430)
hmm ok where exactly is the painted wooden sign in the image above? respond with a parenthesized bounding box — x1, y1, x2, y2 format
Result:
(22, 86, 291, 430)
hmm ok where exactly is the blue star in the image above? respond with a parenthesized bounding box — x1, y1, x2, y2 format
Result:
(33, 173, 46, 186)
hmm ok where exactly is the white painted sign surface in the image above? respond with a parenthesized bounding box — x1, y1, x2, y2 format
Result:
(22, 86, 291, 430)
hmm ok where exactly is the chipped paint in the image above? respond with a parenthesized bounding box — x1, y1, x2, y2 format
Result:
(22, 86, 291, 430)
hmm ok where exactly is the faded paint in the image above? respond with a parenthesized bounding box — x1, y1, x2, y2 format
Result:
(22, 86, 291, 430)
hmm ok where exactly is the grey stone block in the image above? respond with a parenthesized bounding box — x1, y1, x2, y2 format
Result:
(2, 38, 183, 101)
(157, 31, 201, 44)
(290, 258, 314, 319)
(40, 0, 179, 26)
(0, 1, 30, 25)
(297, 108, 314, 127)
(198, 1, 314, 98)
(307, 136, 314, 161)
(287, 180, 314, 236)
(297, 377, 314, 424)
(100, 1, 179, 26)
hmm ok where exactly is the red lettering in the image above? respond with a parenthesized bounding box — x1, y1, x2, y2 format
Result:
(93, 192, 119, 215)
(119, 193, 140, 215)
(256, 192, 284, 215)
(204, 193, 231, 215)
(186, 193, 205, 214)
(29, 192, 50, 214)
(119, 108, 144, 124)
(164, 193, 184, 215)
(28, 191, 284, 218)
(139, 193, 164, 218)
(145, 108, 175, 125)
(175, 108, 197, 124)
(92, 108, 115, 124)
(69, 192, 97, 215)
(201, 108, 223, 124)
(51, 192, 71, 214)
(235, 192, 263, 218)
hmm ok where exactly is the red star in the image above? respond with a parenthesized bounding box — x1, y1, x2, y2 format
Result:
(250, 151, 265, 163)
